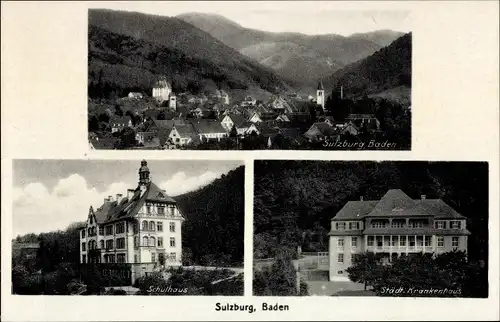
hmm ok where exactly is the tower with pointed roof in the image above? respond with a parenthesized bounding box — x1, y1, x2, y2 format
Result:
(79, 160, 185, 285)
(316, 79, 325, 110)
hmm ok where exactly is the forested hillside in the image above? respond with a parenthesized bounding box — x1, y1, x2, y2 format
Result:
(325, 33, 412, 104)
(254, 161, 488, 266)
(178, 12, 403, 87)
(88, 9, 290, 99)
(175, 166, 244, 267)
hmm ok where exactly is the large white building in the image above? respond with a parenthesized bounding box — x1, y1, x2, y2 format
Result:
(79, 160, 184, 283)
(328, 189, 470, 281)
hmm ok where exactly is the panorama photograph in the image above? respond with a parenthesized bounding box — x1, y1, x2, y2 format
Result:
(87, 2, 412, 151)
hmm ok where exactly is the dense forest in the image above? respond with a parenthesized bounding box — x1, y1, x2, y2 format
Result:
(88, 9, 289, 99)
(253, 161, 488, 268)
(325, 33, 412, 104)
(175, 165, 245, 267)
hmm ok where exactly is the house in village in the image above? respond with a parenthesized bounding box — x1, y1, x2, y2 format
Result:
(345, 114, 380, 131)
(152, 77, 172, 103)
(168, 123, 198, 148)
(303, 122, 339, 142)
(79, 160, 184, 284)
(241, 96, 257, 107)
(341, 121, 360, 136)
(128, 92, 144, 99)
(275, 114, 291, 123)
(89, 132, 117, 150)
(192, 120, 228, 142)
(111, 116, 133, 133)
(328, 189, 470, 281)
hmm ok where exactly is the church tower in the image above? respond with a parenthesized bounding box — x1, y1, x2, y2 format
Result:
(317, 79, 325, 110)
(138, 160, 150, 186)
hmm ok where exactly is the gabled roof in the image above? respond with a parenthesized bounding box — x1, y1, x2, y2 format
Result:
(317, 80, 324, 90)
(332, 201, 378, 221)
(192, 120, 227, 134)
(94, 182, 176, 225)
(227, 114, 247, 127)
(332, 189, 466, 220)
(173, 124, 197, 138)
(111, 116, 132, 125)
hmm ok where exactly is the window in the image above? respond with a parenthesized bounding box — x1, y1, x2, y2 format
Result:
(133, 223, 138, 234)
(105, 225, 113, 236)
(158, 237, 163, 248)
(116, 238, 125, 249)
(88, 228, 92, 236)
(158, 206, 165, 215)
(170, 237, 176, 247)
(117, 254, 126, 263)
(371, 221, 387, 229)
(318, 92, 322, 96)
(169, 207, 175, 217)
(351, 237, 358, 248)
(170, 252, 176, 261)
(169, 222, 175, 232)
(82, 255, 86, 263)
(335, 222, 346, 230)
(92, 227, 96, 236)
(337, 253, 344, 263)
(409, 237, 415, 248)
(82, 242, 86, 251)
(367, 236, 374, 246)
(337, 238, 344, 248)
(452, 237, 459, 248)
(157, 222, 163, 232)
(100, 240, 104, 249)
(142, 221, 148, 231)
(81, 230, 86, 238)
(349, 222, 359, 230)
(149, 221, 155, 231)
(109, 254, 115, 263)
(142, 236, 148, 246)
(150, 237, 156, 247)
(134, 255, 138, 263)
(451, 221, 462, 229)
(151, 253, 156, 263)
(409, 221, 424, 228)
(390, 237, 397, 246)
(435, 221, 445, 229)
(146, 204, 151, 214)
(424, 236, 432, 247)
(437, 236, 444, 248)
(391, 221, 405, 228)
(400, 236, 406, 247)
(99, 227, 104, 236)
(376, 236, 383, 248)
(106, 240, 114, 250)
(116, 222, 125, 234)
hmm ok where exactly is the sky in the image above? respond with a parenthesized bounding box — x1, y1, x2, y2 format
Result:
(93, 1, 412, 36)
(12, 159, 243, 236)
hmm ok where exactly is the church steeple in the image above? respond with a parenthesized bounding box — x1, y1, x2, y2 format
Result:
(138, 160, 150, 185)
(316, 79, 325, 110)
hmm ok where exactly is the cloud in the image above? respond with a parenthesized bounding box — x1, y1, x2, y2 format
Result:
(12, 174, 127, 237)
(160, 171, 219, 196)
(12, 171, 221, 236)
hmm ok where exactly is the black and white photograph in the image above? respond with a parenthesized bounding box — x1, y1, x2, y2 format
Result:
(12, 159, 244, 295)
(253, 160, 488, 297)
(87, 3, 411, 151)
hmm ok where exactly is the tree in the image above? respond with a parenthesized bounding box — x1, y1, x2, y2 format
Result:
(115, 127, 137, 149)
(114, 105, 124, 116)
(346, 252, 384, 290)
(229, 125, 237, 138)
(253, 250, 304, 296)
(88, 115, 100, 132)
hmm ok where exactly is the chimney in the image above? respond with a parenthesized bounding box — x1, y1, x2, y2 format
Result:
(421, 195, 426, 200)
(360, 196, 364, 201)
(108, 195, 113, 202)
(127, 189, 134, 200)
(116, 194, 123, 204)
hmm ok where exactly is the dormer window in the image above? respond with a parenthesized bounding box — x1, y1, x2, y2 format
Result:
(451, 220, 462, 229)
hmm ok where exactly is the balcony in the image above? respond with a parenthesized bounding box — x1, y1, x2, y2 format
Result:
(366, 245, 434, 253)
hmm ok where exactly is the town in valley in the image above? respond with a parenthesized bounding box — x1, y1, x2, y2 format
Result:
(88, 9, 412, 151)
